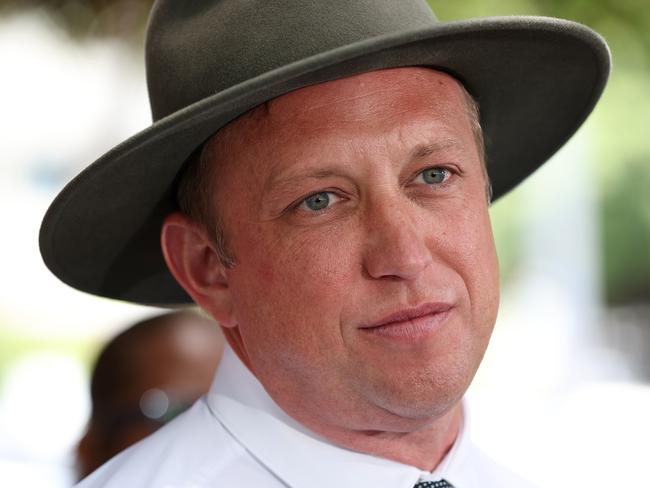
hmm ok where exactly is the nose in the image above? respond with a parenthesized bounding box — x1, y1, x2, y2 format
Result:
(362, 198, 433, 281)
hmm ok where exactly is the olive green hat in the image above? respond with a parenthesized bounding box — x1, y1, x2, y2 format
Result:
(39, 0, 610, 306)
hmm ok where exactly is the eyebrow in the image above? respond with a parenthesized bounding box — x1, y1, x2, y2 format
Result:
(264, 168, 346, 198)
(408, 139, 457, 161)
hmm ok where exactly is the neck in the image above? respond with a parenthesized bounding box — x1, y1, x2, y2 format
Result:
(305, 402, 463, 471)
(224, 335, 463, 471)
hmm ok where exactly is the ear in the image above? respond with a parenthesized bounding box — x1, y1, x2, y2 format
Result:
(161, 212, 237, 327)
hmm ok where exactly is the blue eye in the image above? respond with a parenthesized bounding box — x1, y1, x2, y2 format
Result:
(420, 167, 448, 184)
(303, 192, 330, 211)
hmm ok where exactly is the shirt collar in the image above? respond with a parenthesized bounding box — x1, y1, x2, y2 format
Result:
(206, 345, 476, 488)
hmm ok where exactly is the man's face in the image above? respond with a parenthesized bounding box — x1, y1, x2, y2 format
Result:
(210, 67, 499, 435)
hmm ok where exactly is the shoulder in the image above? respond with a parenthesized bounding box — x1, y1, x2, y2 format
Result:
(75, 398, 278, 488)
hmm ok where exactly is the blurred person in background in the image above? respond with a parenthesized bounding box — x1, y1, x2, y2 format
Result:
(38, 0, 610, 487)
(75, 311, 224, 480)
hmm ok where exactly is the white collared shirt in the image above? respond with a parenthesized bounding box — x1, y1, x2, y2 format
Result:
(77, 346, 537, 488)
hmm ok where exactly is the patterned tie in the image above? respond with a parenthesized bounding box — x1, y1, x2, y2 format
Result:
(413, 480, 455, 488)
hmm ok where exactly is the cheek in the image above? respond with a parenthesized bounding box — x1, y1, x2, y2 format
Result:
(272, 223, 356, 283)
(467, 220, 499, 340)
(229, 222, 359, 341)
(227, 224, 366, 392)
(434, 197, 499, 318)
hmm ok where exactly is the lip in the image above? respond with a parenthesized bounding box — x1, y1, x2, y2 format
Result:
(358, 302, 453, 341)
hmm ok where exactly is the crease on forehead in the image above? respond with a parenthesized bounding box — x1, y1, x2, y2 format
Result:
(207, 68, 468, 157)
(270, 68, 465, 124)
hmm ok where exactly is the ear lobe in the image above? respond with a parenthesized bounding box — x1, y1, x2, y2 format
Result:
(161, 211, 237, 327)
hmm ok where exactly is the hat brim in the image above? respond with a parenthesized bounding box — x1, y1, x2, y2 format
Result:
(39, 16, 610, 306)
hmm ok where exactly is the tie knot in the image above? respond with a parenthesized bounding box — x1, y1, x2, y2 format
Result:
(413, 480, 454, 488)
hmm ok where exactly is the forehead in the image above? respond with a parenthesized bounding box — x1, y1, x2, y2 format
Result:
(267, 67, 465, 124)
(209, 67, 471, 165)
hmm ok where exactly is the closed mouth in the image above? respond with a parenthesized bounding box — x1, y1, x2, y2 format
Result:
(359, 302, 453, 340)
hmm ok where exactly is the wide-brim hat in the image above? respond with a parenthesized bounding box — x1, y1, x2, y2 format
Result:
(39, 0, 610, 306)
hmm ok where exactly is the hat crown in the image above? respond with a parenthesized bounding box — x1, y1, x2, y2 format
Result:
(145, 0, 437, 120)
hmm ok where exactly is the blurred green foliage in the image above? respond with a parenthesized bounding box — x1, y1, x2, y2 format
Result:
(601, 157, 650, 304)
(435, 0, 650, 70)
(1, 0, 648, 304)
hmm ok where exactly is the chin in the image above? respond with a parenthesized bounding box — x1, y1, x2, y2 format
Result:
(358, 366, 471, 429)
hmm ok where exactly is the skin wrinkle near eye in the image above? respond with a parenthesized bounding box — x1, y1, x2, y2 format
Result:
(175, 76, 489, 267)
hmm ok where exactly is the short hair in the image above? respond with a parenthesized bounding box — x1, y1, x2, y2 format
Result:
(176, 143, 236, 267)
(176, 84, 490, 267)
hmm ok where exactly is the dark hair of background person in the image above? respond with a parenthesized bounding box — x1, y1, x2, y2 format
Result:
(75, 310, 225, 480)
